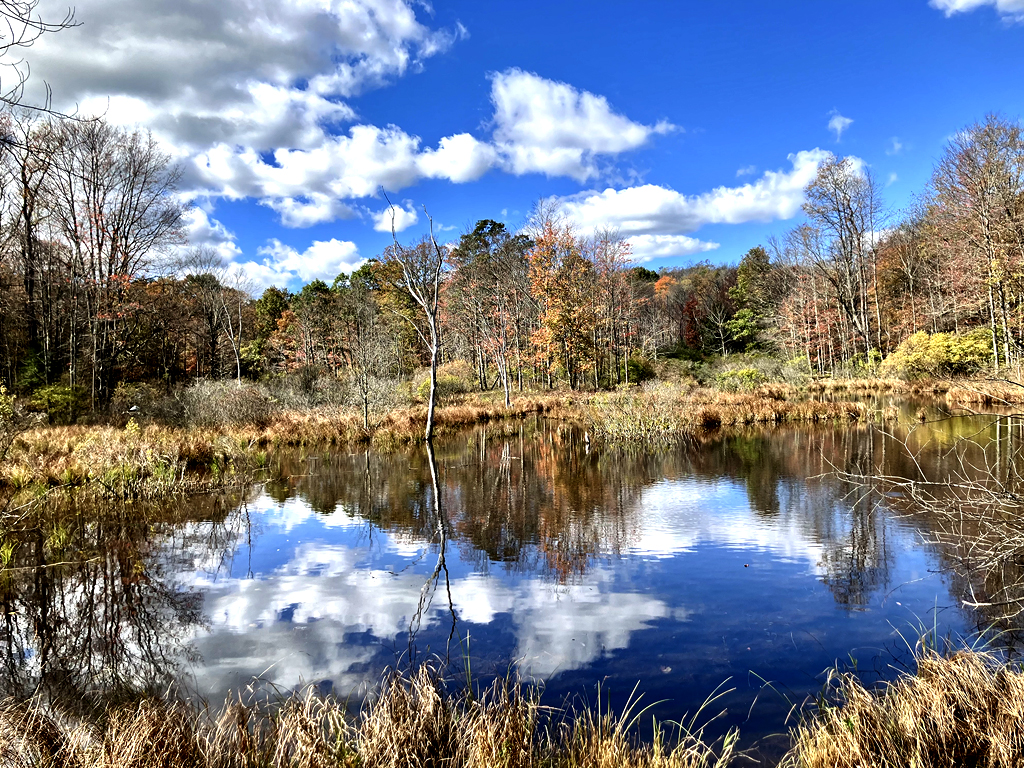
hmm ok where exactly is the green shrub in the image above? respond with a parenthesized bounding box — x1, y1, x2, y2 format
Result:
(625, 354, 656, 384)
(415, 360, 474, 402)
(28, 384, 88, 425)
(701, 353, 810, 389)
(880, 330, 993, 379)
(715, 368, 768, 392)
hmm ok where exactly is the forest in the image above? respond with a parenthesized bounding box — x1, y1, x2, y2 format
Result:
(1, 112, 1023, 424)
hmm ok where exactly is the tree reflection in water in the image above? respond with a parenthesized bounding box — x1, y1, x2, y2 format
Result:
(0, 489, 254, 712)
(1, 414, 1005, 708)
(272, 421, 914, 612)
(407, 438, 458, 660)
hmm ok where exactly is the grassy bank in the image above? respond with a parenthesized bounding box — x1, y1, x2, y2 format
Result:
(801, 376, 1024, 407)
(784, 647, 1024, 767)
(0, 384, 872, 498)
(12, 371, 1024, 498)
(20, 371, 1024, 498)
(6, 646, 1024, 768)
(589, 384, 866, 444)
(0, 395, 570, 498)
(0, 666, 737, 768)
(804, 378, 951, 396)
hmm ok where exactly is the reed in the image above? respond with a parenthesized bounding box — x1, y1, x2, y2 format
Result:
(589, 385, 865, 444)
(945, 380, 1024, 407)
(783, 646, 1024, 768)
(804, 378, 950, 396)
(0, 668, 736, 768)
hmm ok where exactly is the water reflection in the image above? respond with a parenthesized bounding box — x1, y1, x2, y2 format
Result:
(1, 414, 1005, 749)
(0, 492, 248, 711)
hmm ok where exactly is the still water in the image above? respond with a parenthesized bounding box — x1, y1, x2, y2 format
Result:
(5, 402, 1021, 758)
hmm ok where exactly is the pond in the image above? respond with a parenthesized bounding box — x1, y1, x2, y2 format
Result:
(4, 400, 1021, 761)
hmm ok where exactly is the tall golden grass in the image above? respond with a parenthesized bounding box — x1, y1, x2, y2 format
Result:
(589, 385, 865, 443)
(0, 667, 737, 768)
(783, 647, 1024, 768)
(5, 638, 1024, 767)
(0, 395, 571, 497)
(804, 378, 950, 396)
(945, 380, 1024, 407)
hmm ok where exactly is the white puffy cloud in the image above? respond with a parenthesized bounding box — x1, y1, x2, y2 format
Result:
(264, 195, 358, 229)
(182, 207, 243, 262)
(235, 237, 363, 290)
(26, 3, 685, 235)
(557, 149, 830, 248)
(416, 133, 498, 183)
(23, 0, 485, 232)
(184, 68, 677, 227)
(191, 125, 425, 203)
(28, 0, 462, 151)
(26, 1, 681, 231)
(626, 235, 720, 262)
(490, 69, 675, 182)
(372, 202, 419, 233)
(828, 111, 853, 142)
(930, 0, 1024, 19)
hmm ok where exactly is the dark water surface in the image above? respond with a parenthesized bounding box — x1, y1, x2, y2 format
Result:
(6, 401, 1023, 760)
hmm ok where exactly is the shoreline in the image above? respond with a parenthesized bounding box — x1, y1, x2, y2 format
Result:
(0, 385, 872, 499)
(3, 375, 1020, 499)
(1, 645, 1019, 768)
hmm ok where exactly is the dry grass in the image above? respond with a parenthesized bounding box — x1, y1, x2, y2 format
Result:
(0, 394, 570, 497)
(805, 378, 951, 396)
(0, 420, 255, 498)
(783, 647, 1024, 768)
(0, 667, 737, 768)
(590, 384, 865, 443)
(8, 649, 1024, 768)
(946, 380, 1024, 407)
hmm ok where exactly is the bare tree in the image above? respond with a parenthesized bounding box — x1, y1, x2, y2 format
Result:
(382, 191, 446, 441)
(930, 114, 1024, 373)
(337, 269, 398, 428)
(45, 119, 186, 404)
(0, 0, 78, 113)
(802, 155, 887, 363)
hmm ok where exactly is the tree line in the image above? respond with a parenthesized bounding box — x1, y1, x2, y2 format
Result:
(2, 110, 1023, 420)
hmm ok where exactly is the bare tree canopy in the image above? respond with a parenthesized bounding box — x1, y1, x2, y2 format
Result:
(0, 0, 77, 112)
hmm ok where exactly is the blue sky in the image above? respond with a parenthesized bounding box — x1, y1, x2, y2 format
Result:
(23, 0, 1024, 290)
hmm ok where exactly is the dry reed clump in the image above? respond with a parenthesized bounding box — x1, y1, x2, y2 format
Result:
(946, 381, 1024, 407)
(804, 378, 950, 396)
(783, 648, 1024, 768)
(102, 700, 207, 768)
(0, 699, 93, 768)
(590, 385, 865, 443)
(358, 666, 465, 768)
(546, 686, 738, 768)
(0, 668, 738, 768)
(0, 393, 567, 495)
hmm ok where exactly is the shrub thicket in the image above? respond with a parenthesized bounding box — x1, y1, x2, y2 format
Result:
(415, 360, 475, 403)
(27, 384, 89, 425)
(879, 330, 992, 379)
(179, 381, 278, 428)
